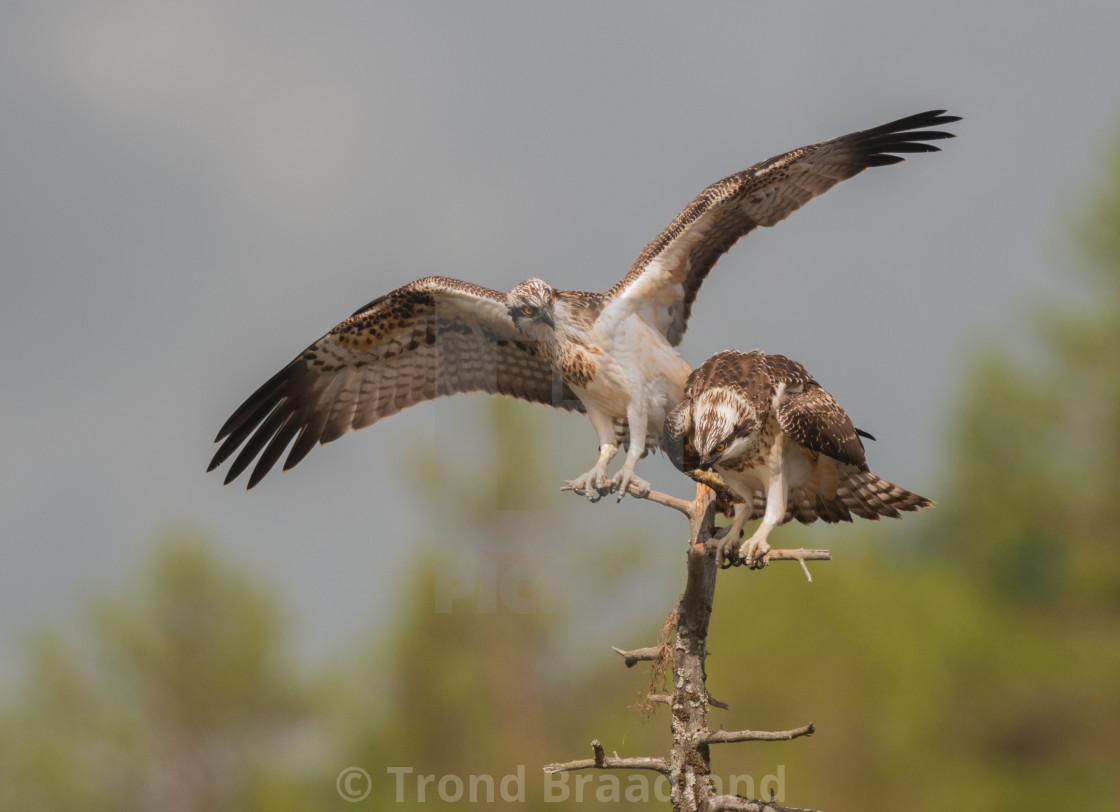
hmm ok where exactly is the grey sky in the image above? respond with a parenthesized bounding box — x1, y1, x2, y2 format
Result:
(2, 2, 1118, 677)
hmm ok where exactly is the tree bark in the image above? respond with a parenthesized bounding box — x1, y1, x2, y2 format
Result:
(669, 528, 720, 809)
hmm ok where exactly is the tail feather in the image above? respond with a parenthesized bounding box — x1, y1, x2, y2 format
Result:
(787, 488, 821, 524)
(838, 478, 887, 521)
(840, 470, 932, 520)
(788, 488, 853, 525)
(613, 417, 659, 457)
(743, 473, 931, 527)
(809, 492, 855, 524)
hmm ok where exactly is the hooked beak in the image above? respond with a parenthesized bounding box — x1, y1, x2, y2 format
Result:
(697, 460, 713, 472)
(540, 308, 555, 330)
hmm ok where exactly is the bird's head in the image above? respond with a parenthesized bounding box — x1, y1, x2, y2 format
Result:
(506, 278, 557, 335)
(692, 392, 757, 471)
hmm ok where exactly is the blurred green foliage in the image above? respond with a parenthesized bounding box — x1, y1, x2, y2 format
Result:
(0, 539, 327, 812)
(3, 130, 1120, 811)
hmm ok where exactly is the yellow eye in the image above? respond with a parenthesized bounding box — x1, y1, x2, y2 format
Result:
(715, 442, 726, 453)
(521, 305, 535, 316)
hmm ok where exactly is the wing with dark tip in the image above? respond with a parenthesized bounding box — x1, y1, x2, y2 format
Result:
(604, 110, 960, 344)
(209, 276, 584, 488)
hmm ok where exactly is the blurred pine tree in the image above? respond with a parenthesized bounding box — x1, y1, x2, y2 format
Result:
(0, 537, 332, 812)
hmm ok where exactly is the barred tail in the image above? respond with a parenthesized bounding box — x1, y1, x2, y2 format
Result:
(778, 469, 932, 525)
(835, 469, 933, 521)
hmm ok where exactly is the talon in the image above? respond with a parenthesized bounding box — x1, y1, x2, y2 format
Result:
(610, 469, 631, 501)
(713, 525, 742, 568)
(563, 481, 603, 502)
(633, 477, 652, 498)
(742, 536, 772, 570)
(564, 468, 611, 502)
(716, 542, 734, 569)
(612, 468, 651, 502)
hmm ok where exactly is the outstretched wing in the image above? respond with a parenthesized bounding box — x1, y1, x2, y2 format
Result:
(209, 276, 584, 488)
(766, 354, 867, 469)
(605, 110, 960, 344)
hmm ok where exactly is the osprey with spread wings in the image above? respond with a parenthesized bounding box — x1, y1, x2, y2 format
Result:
(209, 110, 958, 497)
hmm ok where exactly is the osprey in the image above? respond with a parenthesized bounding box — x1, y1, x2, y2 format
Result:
(663, 350, 932, 567)
(209, 110, 958, 497)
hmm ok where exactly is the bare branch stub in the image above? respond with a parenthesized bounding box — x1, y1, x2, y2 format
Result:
(542, 737, 670, 776)
(763, 549, 830, 563)
(702, 797, 821, 812)
(611, 645, 662, 668)
(707, 692, 730, 711)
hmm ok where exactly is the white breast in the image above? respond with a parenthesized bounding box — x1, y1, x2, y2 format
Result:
(581, 307, 690, 426)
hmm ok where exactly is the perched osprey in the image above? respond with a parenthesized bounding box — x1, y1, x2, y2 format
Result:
(209, 110, 958, 497)
(663, 350, 932, 567)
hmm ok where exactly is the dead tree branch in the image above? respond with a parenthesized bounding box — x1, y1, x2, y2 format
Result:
(701, 723, 815, 745)
(543, 739, 669, 775)
(701, 797, 822, 812)
(612, 645, 662, 667)
(549, 481, 826, 812)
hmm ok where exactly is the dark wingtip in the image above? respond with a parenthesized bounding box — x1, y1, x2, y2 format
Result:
(862, 110, 960, 142)
(864, 154, 906, 167)
(918, 110, 961, 125)
(891, 109, 961, 130)
(927, 111, 962, 126)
